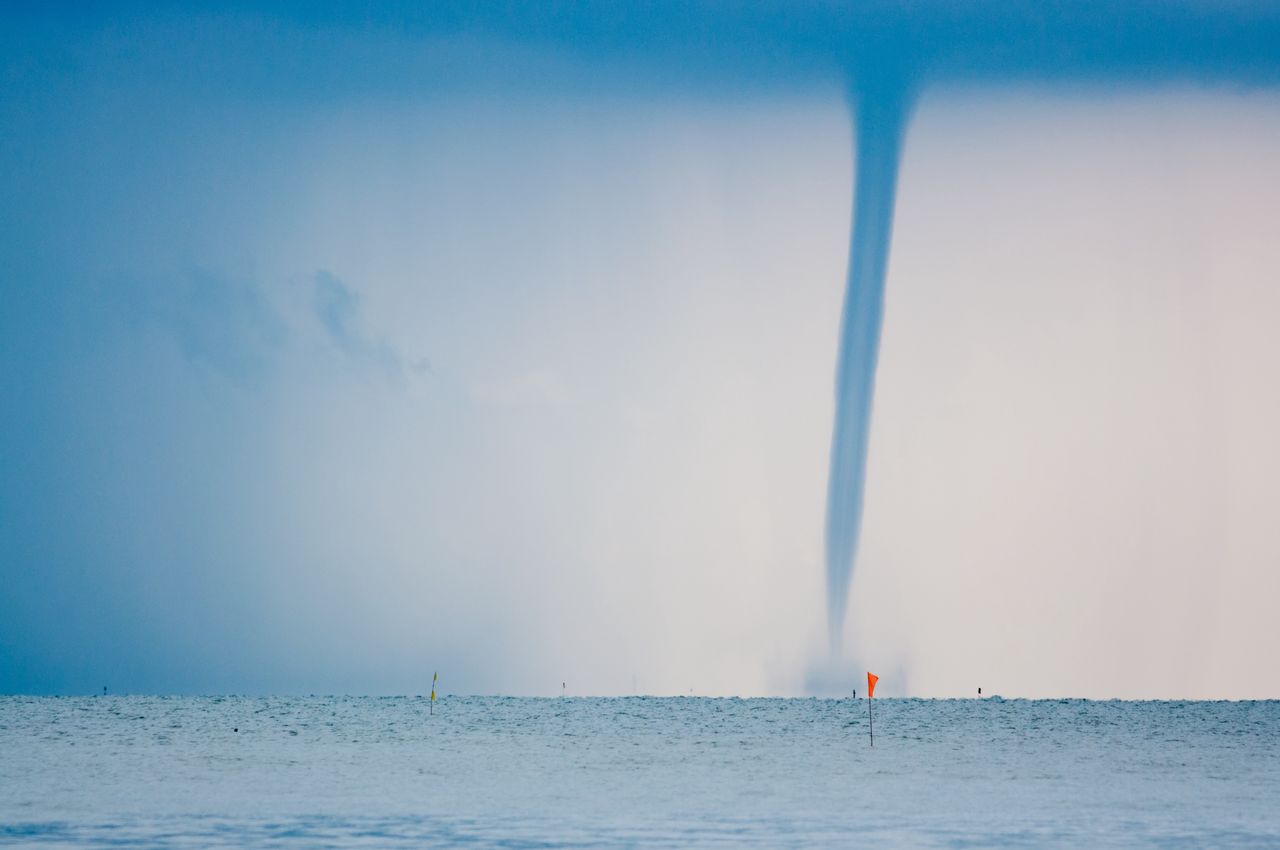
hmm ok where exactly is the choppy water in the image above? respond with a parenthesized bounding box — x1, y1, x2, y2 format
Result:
(1, 697, 1277, 848)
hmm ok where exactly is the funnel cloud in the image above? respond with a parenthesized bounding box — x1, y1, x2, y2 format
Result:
(825, 80, 911, 653)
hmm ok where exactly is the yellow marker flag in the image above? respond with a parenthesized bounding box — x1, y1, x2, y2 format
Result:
(431, 672, 437, 702)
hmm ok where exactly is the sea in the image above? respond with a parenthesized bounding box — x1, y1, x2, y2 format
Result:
(1, 696, 1276, 848)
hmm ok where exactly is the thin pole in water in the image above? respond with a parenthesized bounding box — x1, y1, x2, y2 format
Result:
(430, 672, 437, 715)
(866, 671, 878, 747)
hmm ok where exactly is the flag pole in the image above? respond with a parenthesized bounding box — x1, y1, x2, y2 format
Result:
(431, 672, 437, 715)
(866, 671, 878, 747)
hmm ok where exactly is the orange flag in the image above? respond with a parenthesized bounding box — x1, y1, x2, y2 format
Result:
(867, 672, 879, 698)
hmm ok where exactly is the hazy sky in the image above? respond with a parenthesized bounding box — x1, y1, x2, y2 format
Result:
(2, 4, 1278, 698)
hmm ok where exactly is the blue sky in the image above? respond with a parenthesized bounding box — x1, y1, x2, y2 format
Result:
(3, 3, 1279, 697)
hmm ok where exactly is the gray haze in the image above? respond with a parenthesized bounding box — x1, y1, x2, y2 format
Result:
(3, 3, 1280, 696)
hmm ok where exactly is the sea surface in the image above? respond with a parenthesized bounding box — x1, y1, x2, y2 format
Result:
(1, 697, 1277, 848)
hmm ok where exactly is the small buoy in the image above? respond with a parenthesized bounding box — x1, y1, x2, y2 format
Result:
(233, 728, 238, 732)
(978, 687, 982, 696)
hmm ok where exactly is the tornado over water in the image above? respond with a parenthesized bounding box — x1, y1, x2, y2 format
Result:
(825, 81, 910, 653)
